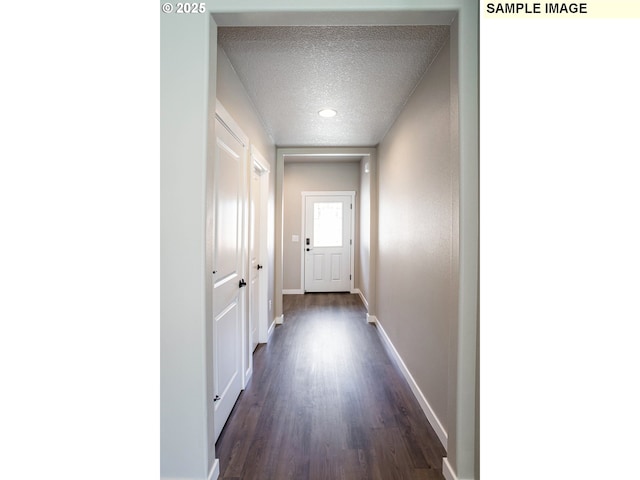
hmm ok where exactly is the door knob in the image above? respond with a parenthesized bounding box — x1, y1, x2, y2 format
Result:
(213, 395, 220, 402)
(239, 279, 247, 288)
(257, 264, 263, 270)
(306, 248, 311, 251)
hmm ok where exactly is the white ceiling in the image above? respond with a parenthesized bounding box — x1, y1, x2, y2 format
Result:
(218, 25, 450, 147)
(283, 154, 364, 163)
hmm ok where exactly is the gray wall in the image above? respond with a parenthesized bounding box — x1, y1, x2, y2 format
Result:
(358, 154, 377, 311)
(377, 34, 456, 446)
(358, 159, 371, 305)
(160, 13, 215, 480)
(283, 161, 360, 291)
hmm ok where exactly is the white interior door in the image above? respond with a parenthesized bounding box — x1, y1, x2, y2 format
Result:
(212, 112, 246, 442)
(248, 163, 262, 353)
(304, 194, 353, 292)
(252, 147, 271, 344)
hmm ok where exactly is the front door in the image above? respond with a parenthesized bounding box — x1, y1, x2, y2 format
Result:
(212, 113, 246, 442)
(304, 194, 353, 292)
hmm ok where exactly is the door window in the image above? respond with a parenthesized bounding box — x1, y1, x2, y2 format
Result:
(313, 202, 343, 247)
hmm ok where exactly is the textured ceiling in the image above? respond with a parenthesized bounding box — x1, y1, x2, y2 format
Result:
(283, 155, 364, 163)
(218, 25, 450, 147)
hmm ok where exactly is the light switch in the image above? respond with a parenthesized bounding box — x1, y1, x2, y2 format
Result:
(292, 235, 299, 242)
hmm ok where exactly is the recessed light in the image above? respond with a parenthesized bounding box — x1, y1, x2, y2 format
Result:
(318, 108, 337, 118)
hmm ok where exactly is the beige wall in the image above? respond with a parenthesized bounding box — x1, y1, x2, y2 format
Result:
(377, 34, 456, 442)
(283, 161, 360, 291)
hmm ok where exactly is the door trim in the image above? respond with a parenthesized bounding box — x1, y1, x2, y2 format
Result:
(215, 100, 249, 147)
(250, 145, 271, 344)
(301, 190, 355, 293)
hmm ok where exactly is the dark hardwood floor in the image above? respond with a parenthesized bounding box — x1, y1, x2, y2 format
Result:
(215, 293, 446, 480)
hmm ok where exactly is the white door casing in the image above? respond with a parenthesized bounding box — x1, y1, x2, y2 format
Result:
(251, 145, 271, 343)
(303, 191, 355, 293)
(212, 101, 248, 442)
(249, 150, 269, 354)
(249, 165, 260, 354)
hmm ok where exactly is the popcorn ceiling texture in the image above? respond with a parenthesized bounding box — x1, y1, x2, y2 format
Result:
(218, 26, 450, 147)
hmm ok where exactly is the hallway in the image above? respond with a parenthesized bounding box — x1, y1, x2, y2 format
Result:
(215, 293, 446, 479)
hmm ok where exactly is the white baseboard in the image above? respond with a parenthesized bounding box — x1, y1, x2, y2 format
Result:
(244, 364, 253, 388)
(442, 457, 456, 480)
(267, 320, 275, 339)
(208, 459, 220, 480)
(275, 314, 284, 325)
(366, 313, 377, 324)
(283, 289, 304, 294)
(375, 319, 448, 450)
(353, 288, 369, 310)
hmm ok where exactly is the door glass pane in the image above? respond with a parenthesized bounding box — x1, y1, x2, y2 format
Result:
(313, 202, 343, 247)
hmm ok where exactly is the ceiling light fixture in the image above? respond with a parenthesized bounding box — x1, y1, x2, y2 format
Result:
(318, 108, 337, 118)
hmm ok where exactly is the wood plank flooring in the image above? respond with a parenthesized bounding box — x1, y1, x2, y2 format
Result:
(215, 293, 446, 480)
